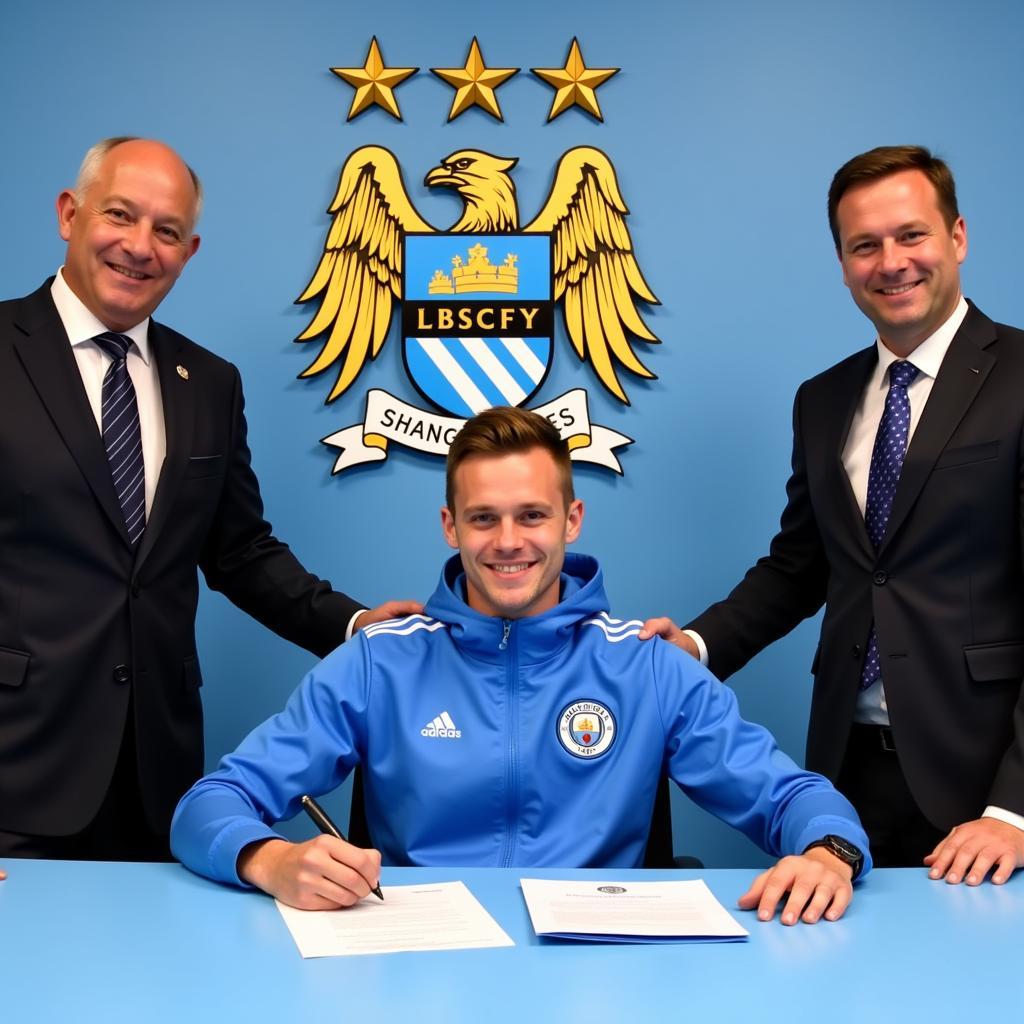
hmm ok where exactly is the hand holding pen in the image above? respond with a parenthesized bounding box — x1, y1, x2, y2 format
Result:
(235, 795, 383, 910)
(302, 794, 384, 900)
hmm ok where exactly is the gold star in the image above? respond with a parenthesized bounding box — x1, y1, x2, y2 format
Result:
(531, 38, 619, 122)
(431, 37, 519, 122)
(330, 37, 417, 121)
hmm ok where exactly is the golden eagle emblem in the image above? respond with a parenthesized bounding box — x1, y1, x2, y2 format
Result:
(295, 147, 660, 405)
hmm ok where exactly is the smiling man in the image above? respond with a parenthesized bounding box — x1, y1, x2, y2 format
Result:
(173, 406, 872, 926)
(57, 139, 202, 332)
(645, 145, 1024, 884)
(0, 137, 417, 863)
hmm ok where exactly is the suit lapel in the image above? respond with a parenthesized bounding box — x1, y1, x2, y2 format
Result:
(136, 322, 195, 568)
(12, 284, 132, 546)
(830, 347, 878, 561)
(880, 304, 996, 556)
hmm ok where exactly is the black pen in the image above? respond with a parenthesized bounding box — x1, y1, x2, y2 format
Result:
(300, 794, 384, 900)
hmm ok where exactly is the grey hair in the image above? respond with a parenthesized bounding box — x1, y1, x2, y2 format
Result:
(73, 136, 204, 228)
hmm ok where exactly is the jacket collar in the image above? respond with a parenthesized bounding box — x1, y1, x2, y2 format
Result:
(424, 553, 609, 665)
(12, 280, 198, 564)
(13, 281, 133, 546)
(881, 299, 996, 555)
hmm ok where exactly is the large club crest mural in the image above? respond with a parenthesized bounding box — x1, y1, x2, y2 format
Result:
(293, 39, 662, 475)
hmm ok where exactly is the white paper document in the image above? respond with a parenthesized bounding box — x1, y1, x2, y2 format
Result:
(519, 878, 749, 943)
(275, 881, 515, 958)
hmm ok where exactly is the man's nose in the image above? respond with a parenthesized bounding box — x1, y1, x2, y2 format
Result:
(496, 517, 523, 550)
(878, 238, 907, 274)
(121, 221, 155, 259)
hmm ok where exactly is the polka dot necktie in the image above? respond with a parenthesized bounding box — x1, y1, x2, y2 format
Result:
(93, 332, 146, 546)
(860, 360, 919, 688)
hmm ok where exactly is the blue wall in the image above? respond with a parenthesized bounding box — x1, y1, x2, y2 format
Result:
(4, 0, 1023, 865)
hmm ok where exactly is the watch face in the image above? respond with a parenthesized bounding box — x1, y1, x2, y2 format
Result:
(805, 835, 863, 877)
(828, 835, 860, 859)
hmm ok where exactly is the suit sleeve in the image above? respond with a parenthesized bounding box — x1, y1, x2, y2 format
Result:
(653, 640, 871, 868)
(986, 416, 1024, 816)
(198, 365, 363, 658)
(170, 637, 370, 884)
(687, 382, 831, 680)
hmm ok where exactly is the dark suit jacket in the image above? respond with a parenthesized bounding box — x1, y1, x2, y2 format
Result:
(688, 301, 1024, 832)
(0, 281, 361, 836)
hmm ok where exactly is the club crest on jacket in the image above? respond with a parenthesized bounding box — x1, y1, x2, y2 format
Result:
(558, 699, 617, 759)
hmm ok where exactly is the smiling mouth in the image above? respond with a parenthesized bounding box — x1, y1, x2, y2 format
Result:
(877, 282, 921, 296)
(108, 262, 150, 281)
(488, 562, 535, 574)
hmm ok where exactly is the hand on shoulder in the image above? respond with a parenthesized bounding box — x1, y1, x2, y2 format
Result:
(637, 616, 699, 658)
(359, 599, 425, 629)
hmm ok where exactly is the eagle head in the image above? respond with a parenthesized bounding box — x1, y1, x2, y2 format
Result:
(425, 150, 519, 233)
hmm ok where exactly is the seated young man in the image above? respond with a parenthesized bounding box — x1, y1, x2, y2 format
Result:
(172, 407, 871, 925)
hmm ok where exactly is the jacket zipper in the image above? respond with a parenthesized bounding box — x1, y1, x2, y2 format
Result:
(499, 618, 519, 866)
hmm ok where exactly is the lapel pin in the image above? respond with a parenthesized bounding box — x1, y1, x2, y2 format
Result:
(176, 364, 190, 380)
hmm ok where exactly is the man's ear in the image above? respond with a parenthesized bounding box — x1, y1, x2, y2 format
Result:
(441, 507, 460, 550)
(56, 190, 77, 241)
(565, 499, 584, 544)
(952, 216, 968, 265)
(836, 245, 851, 288)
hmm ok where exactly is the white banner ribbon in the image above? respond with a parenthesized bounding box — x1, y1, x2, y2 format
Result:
(321, 389, 632, 475)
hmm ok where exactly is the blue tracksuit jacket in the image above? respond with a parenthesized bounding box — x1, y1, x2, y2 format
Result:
(171, 554, 870, 884)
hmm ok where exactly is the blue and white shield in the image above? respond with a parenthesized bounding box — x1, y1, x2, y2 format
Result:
(402, 233, 553, 417)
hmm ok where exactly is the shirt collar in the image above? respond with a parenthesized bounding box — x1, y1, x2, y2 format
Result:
(873, 294, 968, 383)
(50, 268, 153, 363)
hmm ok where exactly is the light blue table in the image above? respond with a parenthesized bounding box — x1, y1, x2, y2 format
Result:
(1, 863, 1020, 1022)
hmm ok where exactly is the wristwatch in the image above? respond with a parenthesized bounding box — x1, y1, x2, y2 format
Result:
(803, 834, 864, 880)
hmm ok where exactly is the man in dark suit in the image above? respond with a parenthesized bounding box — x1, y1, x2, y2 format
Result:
(643, 146, 1024, 882)
(0, 137, 418, 862)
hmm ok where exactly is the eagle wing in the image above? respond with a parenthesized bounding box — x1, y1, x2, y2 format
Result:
(296, 146, 434, 402)
(525, 147, 659, 404)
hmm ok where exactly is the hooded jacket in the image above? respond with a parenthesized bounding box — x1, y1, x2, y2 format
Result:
(172, 554, 870, 884)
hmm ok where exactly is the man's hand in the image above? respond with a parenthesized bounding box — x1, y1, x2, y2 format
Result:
(0, 865, 6, 881)
(637, 617, 699, 657)
(737, 848, 854, 925)
(238, 835, 382, 910)
(924, 817, 1024, 885)
(359, 599, 425, 629)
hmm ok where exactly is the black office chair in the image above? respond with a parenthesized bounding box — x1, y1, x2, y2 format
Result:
(643, 777, 703, 869)
(347, 769, 702, 869)
(346, 766, 373, 849)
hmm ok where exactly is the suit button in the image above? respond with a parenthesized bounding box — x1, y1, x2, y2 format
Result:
(873, 571, 888, 585)
(131, 581, 141, 597)
(852, 644, 861, 658)
(113, 664, 131, 684)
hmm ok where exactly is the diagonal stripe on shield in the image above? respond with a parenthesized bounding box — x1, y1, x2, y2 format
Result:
(402, 232, 554, 417)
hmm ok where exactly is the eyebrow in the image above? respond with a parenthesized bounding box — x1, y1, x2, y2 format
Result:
(846, 220, 931, 244)
(461, 502, 555, 516)
(101, 194, 189, 230)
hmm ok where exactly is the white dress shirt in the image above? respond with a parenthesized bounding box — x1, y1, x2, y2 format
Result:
(50, 269, 165, 517)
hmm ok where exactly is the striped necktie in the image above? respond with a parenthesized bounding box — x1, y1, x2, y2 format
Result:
(93, 332, 146, 545)
(860, 360, 919, 688)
